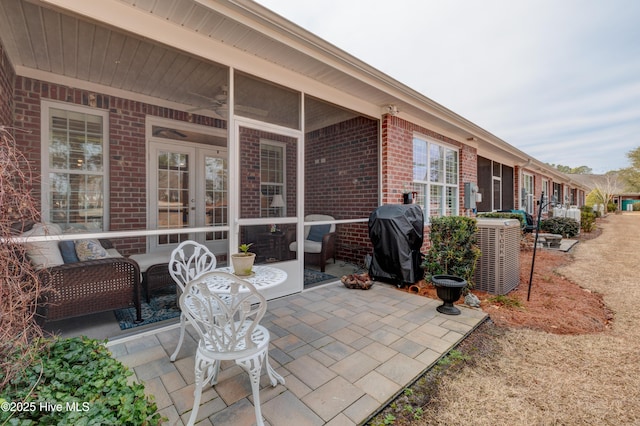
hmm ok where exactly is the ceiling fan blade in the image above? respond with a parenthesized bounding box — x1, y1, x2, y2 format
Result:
(152, 127, 187, 138)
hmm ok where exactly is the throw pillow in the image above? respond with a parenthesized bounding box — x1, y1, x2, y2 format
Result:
(74, 239, 109, 261)
(58, 240, 80, 263)
(307, 224, 330, 242)
(21, 223, 65, 270)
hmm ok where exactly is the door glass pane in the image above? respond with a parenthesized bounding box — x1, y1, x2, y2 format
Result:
(157, 150, 189, 245)
(205, 155, 228, 242)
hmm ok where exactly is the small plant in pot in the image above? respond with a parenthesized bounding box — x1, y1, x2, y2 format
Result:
(231, 243, 255, 276)
(422, 216, 481, 315)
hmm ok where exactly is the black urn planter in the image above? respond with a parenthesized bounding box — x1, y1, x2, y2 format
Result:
(431, 275, 467, 315)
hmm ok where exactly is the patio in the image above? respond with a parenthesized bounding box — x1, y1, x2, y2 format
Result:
(107, 280, 487, 425)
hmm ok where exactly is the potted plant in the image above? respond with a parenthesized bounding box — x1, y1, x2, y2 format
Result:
(231, 243, 255, 276)
(422, 216, 481, 315)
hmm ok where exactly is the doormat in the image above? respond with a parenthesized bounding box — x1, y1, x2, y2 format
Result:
(114, 285, 180, 330)
(304, 269, 337, 288)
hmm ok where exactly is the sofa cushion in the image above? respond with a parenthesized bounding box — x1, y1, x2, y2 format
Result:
(302, 239, 323, 254)
(106, 248, 123, 258)
(21, 223, 65, 270)
(307, 224, 330, 242)
(75, 239, 109, 261)
(59, 240, 80, 263)
(129, 250, 173, 272)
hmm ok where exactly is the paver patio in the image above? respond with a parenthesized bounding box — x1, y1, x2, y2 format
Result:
(109, 280, 487, 425)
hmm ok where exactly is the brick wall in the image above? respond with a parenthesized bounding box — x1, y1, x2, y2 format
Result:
(305, 116, 379, 265)
(381, 114, 478, 251)
(11, 76, 224, 254)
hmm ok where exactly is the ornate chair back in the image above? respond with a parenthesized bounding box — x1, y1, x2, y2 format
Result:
(169, 240, 217, 291)
(180, 271, 267, 356)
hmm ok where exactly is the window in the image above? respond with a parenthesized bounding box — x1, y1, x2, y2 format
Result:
(412, 136, 459, 221)
(260, 141, 285, 217)
(522, 173, 534, 215)
(542, 179, 549, 213)
(42, 102, 108, 231)
(492, 162, 502, 211)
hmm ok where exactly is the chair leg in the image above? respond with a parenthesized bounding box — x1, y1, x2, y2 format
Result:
(264, 350, 285, 386)
(186, 352, 208, 426)
(205, 360, 221, 385)
(170, 313, 186, 362)
(237, 352, 267, 426)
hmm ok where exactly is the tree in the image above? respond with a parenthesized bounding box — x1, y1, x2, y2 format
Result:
(547, 163, 592, 174)
(586, 172, 622, 211)
(619, 146, 640, 192)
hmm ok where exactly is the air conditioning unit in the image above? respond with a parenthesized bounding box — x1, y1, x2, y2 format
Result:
(474, 218, 520, 295)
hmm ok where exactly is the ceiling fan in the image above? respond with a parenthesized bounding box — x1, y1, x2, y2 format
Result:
(187, 85, 228, 117)
(188, 85, 268, 118)
(152, 127, 187, 138)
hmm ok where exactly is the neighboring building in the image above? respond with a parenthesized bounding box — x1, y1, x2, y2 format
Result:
(570, 173, 640, 211)
(0, 0, 587, 297)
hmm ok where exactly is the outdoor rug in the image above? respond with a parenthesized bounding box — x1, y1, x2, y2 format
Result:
(304, 268, 337, 289)
(114, 285, 180, 330)
(115, 271, 339, 328)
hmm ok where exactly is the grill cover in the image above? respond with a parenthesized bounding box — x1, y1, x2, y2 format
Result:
(368, 204, 424, 286)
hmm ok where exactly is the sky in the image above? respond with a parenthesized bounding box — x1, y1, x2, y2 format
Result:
(257, 0, 640, 174)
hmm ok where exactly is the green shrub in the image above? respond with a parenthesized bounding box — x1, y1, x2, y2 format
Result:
(540, 217, 580, 237)
(580, 208, 596, 233)
(0, 336, 163, 425)
(422, 216, 481, 290)
(634, 203, 640, 212)
(607, 202, 617, 212)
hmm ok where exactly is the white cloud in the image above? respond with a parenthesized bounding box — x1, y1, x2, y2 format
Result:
(258, 0, 640, 173)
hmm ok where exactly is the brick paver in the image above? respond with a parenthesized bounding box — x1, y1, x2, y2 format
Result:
(109, 281, 486, 425)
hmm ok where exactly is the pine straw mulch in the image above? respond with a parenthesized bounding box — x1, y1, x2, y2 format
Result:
(370, 214, 640, 426)
(403, 227, 612, 335)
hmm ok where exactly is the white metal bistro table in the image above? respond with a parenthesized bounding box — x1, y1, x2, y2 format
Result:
(194, 264, 287, 387)
(207, 265, 287, 292)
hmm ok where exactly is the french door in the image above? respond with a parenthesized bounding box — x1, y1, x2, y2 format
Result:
(148, 140, 228, 255)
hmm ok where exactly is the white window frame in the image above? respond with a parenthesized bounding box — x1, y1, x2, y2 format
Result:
(259, 139, 286, 218)
(522, 173, 534, 215)
(41, 100, 109, 231)
(492, 161, 502, 211)
(541, 178, 549, 213)
(412, 134, 459, 222)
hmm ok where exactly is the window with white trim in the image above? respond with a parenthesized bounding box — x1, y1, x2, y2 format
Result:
(42, 102, 108, 231)
(522, 173, 534, 215)
(260, 141, 285, 218)
(412, 135, 459, 221)
(541, 179, 549, 213)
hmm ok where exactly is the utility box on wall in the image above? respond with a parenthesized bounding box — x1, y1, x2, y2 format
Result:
(464, 182, 478, 209)
(474, 218, 520, 295)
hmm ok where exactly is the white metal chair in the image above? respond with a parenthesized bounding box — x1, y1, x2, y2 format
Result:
(168, 240, 217, 362)
(180, 271, 284, 426)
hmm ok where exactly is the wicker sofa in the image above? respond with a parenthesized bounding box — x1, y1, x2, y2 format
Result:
(20, 223, 142, 324)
